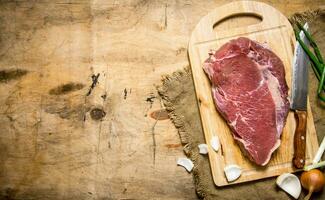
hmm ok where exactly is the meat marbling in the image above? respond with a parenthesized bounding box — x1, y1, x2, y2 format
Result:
(203, 37, 289, 166)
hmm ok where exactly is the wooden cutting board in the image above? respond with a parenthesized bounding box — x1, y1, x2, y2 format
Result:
(188, 0, 319, 186)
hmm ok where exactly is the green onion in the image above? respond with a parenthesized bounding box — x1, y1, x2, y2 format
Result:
(318, 84, 325, 101)
(318, 64, 325, 94)
(311, 62, 325, 93)
(294, 30, 322, 73)
(310, 62, 321, 80)
(304, 160, 325, 171)
(294, 25, 325, 102)
(297, 22, 324, 65)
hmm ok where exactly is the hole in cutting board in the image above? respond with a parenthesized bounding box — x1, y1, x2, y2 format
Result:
(213, 13, 262, 32)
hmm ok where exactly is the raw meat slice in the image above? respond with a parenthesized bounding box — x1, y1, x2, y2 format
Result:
(203, 37, 289, 166)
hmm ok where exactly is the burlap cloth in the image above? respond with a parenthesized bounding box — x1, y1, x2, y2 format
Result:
(158, 10, 325, 200)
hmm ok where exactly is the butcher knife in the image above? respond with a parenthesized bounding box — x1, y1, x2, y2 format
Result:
(290, 23, 310, 169)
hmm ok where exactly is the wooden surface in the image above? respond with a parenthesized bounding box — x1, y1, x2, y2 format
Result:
(189, 1, 319, 186)
(0, 0, 324, 199)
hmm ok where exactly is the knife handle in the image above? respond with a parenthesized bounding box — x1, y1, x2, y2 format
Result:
(293, 110, 307, 169)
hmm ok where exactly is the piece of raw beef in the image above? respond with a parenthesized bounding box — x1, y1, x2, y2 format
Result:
(203, 37, 289, 166)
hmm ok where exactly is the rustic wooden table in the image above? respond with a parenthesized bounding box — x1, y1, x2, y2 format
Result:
(0, 0, 324, 199)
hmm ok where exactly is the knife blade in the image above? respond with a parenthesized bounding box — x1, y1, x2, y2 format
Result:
(290, 23, 310, 169)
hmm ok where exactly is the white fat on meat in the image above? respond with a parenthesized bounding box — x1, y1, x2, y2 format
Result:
(261, 42, 271, 50)
(263, 69, 284, 137)
(203, 63, 215, 80)
(250, 57, 284, 137)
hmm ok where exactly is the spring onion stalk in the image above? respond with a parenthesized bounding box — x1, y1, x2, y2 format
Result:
(304, 160, 325, 171)
(318, 64, 325, 94)
(297, 22, 325, 97)
(318, 90, 325, 102)
(297, 22, 324, 65)
(313, 136, 325, 164)
(294, 30, 322, 73)
(310, 62, 321, 80)
(294, 26, 325, 102)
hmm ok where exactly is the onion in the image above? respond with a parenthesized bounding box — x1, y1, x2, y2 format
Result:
(300, 169, 325, 200)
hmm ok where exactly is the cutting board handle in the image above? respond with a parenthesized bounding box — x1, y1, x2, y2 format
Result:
(206, 1, 280, 31)
(192, 1, 289, 41)
(212, 12, 263, 31)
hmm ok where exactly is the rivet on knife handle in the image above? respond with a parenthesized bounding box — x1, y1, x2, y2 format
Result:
(292, 110, 307, 169)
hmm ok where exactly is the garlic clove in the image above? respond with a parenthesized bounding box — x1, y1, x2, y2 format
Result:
(276, 173, 301, 199)
(210, 136, 220, 152)
(224, 164, 242, 182)
(177, 158, 194, 172)
(198, 144, 208, 154)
